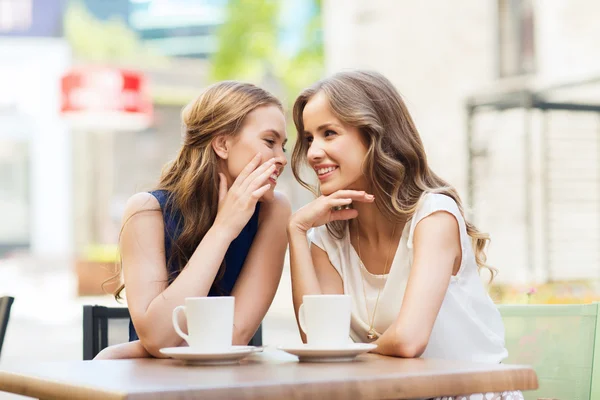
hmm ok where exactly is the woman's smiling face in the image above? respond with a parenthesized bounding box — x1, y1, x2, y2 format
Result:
(302, 91, 369, 195)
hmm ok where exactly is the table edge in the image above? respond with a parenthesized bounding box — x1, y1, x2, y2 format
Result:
(0, 370, 126, 400)
(122, 364, 540, 400)
(0, 358, 539, 400)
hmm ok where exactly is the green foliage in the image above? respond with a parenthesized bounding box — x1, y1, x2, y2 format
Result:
(210, 0, 280, 82)
(280, 0, 324, 98)
(63, 0, 166, 65)
(210, 0, 325, 137)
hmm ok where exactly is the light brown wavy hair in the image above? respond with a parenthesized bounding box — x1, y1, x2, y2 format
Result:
(290, 70, 496, 280)
(113, 81, 283, 299)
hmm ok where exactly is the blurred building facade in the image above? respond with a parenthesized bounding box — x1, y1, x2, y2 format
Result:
(82, 0, 227, 58)
(0, 40, 72, 258)
(0, 0, 214, 260)
(0, 0, 317, 263)
(323, 0, 600, 283)
(0, 0, 71, 258)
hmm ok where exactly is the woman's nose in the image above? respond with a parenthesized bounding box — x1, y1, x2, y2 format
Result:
(274, 148, 287, 167)
(307, 141, 325, 162)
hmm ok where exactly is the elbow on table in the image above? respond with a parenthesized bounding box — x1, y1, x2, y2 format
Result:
(389, 333, 428, 358)
(132, 314, 182, 358)
(395, 342, 427, 358)
(142, 342, 168, 359)
(136, 331, 176, 359)
(140, 338, 172, 359)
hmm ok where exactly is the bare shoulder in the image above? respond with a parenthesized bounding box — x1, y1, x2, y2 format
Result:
(258, 191, 292, 225)
(124, 192, 161, 214)
(120, 192, 165, 248)
(122, 192, 162, 221)
(414, 211, 460, 247)
(419, 210, 459, 228)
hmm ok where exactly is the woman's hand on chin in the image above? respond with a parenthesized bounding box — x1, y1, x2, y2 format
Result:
(288, 190, 374, 234)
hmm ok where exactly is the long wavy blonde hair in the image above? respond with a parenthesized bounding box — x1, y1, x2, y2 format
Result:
(291, 70, 496, 280)
(114, 81, 283, 299)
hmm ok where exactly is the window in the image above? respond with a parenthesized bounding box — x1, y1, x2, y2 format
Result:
(498, 0, 535, 77)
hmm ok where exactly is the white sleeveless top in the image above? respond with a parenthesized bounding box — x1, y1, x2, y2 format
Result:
(308, 193, 508, 363)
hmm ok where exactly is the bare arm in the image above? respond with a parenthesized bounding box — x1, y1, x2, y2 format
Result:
(122, 193, 236, 358)
(372, 211, 461, 357)
(229, 192, 291, 344)
(93, 340, 150, 360)
(124, 155, 277, 357)
(288, 228, 343, 343)
(288, 190, 374, 342)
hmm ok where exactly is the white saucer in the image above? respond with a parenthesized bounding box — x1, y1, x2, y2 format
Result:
(278, 343, 377, 363)
(159, 346, 261, 365)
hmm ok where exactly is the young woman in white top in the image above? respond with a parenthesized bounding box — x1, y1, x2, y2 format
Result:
(287, 70, 523, 400)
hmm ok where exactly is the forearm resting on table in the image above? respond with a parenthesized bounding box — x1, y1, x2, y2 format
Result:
(94, 340, 151, 360)
(132, 226, 233, 357)
(373, 324, 428, 358)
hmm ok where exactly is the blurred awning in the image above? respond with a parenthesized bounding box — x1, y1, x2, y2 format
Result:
(60, 66, 153, 131)
(466, 74, 600, 112)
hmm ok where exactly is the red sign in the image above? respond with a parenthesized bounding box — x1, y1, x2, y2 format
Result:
(61, 67, 153, 130)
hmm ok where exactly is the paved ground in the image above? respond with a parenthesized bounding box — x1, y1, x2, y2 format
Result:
(0, 255, 301, 399)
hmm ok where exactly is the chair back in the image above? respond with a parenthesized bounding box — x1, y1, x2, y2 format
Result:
(499, 303, 600, 400)
(0, 296, 15, 359)
(83, 305, 263, 360)
(83, 305, 131, 360)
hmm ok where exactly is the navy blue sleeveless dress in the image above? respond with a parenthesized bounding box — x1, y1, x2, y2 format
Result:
(128, 189, 261, 341)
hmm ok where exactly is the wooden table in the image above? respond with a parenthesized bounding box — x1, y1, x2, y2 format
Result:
(0, 350, 538, 400)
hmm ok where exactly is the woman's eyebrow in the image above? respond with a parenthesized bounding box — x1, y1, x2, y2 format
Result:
(263, 129, 287, 145)
(303, 122, 340, 136)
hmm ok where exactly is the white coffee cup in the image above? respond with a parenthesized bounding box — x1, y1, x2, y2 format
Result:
(172, 296, 234, 351)
(298, 294, 352, 347)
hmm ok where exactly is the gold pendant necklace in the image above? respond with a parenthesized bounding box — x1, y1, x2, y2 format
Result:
(355, 220, 397, 340)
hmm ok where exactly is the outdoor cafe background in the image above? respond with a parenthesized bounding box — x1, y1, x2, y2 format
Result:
(1, 0, 600, 366)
